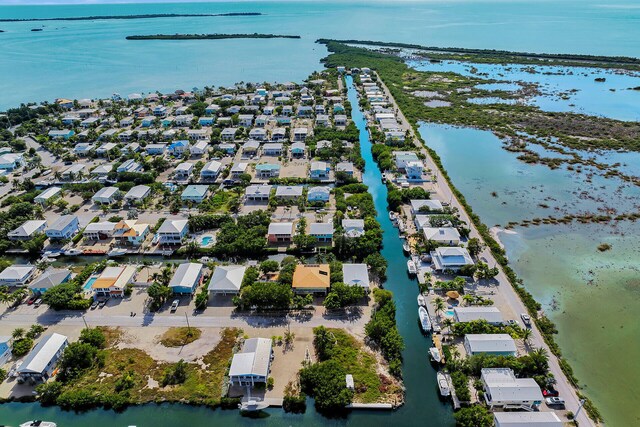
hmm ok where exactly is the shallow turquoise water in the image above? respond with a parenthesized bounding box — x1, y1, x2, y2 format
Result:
(83, 276, 97, 291)
(1, 0, 640, 109)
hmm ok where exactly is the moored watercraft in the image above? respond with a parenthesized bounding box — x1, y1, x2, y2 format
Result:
(429, 347, 442, 364)
(418, 306, 432, 332)
(417, 294, 426, 307)
(437, 372, 450, 397)
(20, 421, 57, 427)
(407, 260, 417, 275)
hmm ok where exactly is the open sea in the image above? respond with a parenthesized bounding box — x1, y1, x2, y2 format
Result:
(0, 1, 639, 426)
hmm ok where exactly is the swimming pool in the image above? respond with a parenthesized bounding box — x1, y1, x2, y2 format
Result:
(445, 309, 455, 317)
(83, 277, 97, 291)
(201, 236, 213, 246)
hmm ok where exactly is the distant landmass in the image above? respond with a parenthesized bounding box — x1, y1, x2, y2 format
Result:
(126, 33, 301, 41)
(0, 13, 262, 22)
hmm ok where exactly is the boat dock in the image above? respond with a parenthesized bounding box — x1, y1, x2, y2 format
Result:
(443, 373, 460, 409)
(347, 403, 394, 410)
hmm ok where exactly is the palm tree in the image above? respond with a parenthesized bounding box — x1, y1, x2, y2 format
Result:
(462, 294, 474, 306)
(521, 328, 533, 348)
(432, 297, 445, 319)
(0, 291, 11, 306)
(442, 318, 454, 335)
(12, 328, 25, 340)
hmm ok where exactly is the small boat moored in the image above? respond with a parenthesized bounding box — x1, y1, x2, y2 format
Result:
(407, 260, 417, 275)
(63, 248, 83, 256)
(20, 421, 57, 427)
(107, 248, 127, 257)
(418, 306, 432, 332)
(429, 347, 442, 364)
(402, 241, 411, 254)
(417, 294, 426, 307)
(437, 372, 450, 397)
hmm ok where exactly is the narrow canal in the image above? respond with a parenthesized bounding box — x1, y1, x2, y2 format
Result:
(0, 76, 453, 426)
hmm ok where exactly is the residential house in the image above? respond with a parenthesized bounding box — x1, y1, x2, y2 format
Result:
(307, 186, 330, 203)
(464, 334, 517, 357)
(342, 219, 365, 238)
(0, 153, 24, 170)
(157, 219, 189, 245)
(309, 222, 334, 243)
(34, 187, 61, 205)
(113, 220, 149, 246)
(315, 114, 330, 127)
(267, 222, 294, 243)
(29, 268, 72, 295)
(181, 185, 209, 203)
(200, 160, 222, 181)
(199, 116, 215, 126)
(275, 185, 303, 200)
(0, 264, 36, 286)
(271, 128, 287, 141)
(48, 129, 74, 140)
(175, 114, 194, 127)
(334, 114, 347, 126)
(394, 151, 420, 170)
(91, 164, 113, 178)
(17, 333, 69, 382)
(174, 162, 194, 180)
(242, 140, 260, 156)
(238, 114, 254, 127)
(290, 142, 305, 158)
(245, 184, 272, 202)
(406, 161, 424, 180)
(431, 247, 474, 271)
(187, 129, 208, 141)
(221, 127, 238, 141)
(292, 264, 330, 294)
(168, 140, 189, 157)
(255, 115, 268, 127)
(73, 143, 95, 156)
(342, 264, 370, 291)
(494, 412, 563, 427)
(153, 105, 168, 117)
(481, 368, 543, 410)
(208, 265, 247, 295)
(255, 163, 280, 178)
(205, 104, 220, 115)
(117, 159, 143, 173)
(91, 265, 137, 298)
(310, 161, 330, 179)
(124, 185, 151, 204)
(249, 128, 267, 141)
(169, 263, 203, 295)
(91, 187, 121, 205)
(98, 129, 118, 141)
(336, 161, 355, 177)
(228, 338, 273, 386)
(61, 164, 85, 180)
(410, 199, 444, 214)
(45, 215, 79, 240)
(8, 220, 47, 241)
(141, 116, 156, 127)
(293, 127, 308, 142)
(218, 143, 236, 155)
(262, 143, 283, 156)
(423, 227, 461, 246)
(190, 140, 208, 156)
(454, 307, 504, 325)
(145, 143, 167, 155)
(83, 221, 116, 240)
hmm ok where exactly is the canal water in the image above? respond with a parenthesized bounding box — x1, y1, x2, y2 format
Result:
(0, 76, 452, 426)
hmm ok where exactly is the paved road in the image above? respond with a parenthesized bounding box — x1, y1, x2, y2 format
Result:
(373, 74, 594, 427)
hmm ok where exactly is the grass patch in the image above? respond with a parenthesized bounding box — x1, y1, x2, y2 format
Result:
(159, 327, 202, 347)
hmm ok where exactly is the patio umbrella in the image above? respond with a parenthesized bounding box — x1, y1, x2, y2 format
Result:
(446, 291, 460, 299)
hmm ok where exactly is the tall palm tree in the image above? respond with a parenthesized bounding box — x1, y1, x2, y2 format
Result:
(462, 294, 474, 306)
(521, 328, 533, 348)
(433, 297, 445, 319)
(12, 328, 25, 340)
(443, 318, 454, 335)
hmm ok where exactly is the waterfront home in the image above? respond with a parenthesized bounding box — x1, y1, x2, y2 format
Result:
(315, 140, 331, 153)
(394, 151, 420, 170)
(414, 215, 432, 231)
(454, 307, 504, 325)
(342, 263, 370, 291)
(249, 128, 267, 141)
(48, 129, 74, 140)
(293, 127, 308, 142)
(385, 130, 405, 144)
(141, 116, 155, 127)
(153, 105, 167, 117)
(80, 117, 100, 128)
(61, 164, 85, 180)
(29, 268, 72, 295)
(334, 114, 347, 126)
(174, 162, 194, 180)
(218, 143, 236, 155)
(494, 412, 563, 427)
(406, 161, 424, 180)
(124, 185, 151, 204)
(464, 334, 517, 357)
(255, 114, 268, 127)
(342, 219, 365, 238)
(187, 129, 208, 141)
(92, 164, 114, 178)
(310, 161, 330, 179)
(91, 265, 137, 298)
(0, 153, 24, 170)
(91, 186, 121, 205)
(169, 262, 203, 295)
(200, 160, 223, 181)
(481, 368, 543, 410)
(145, 143, 167, 155)
(275, 185, 303, 200)
(297, 105, 313, 117)
(190, 140, 208, 157)
(423, 227, 461, 246)
(256, 163, 280, 178)
(309, 222, 334, 243)
(267, 222, 294, 243)
(307, 186, 330, 203)
(292, 264, 330, 294)
(157, 219, 189, 245)
(8, 220, 47, 241)
(161, 116, 175, 127)
(336, 161, 355, 177)
(221, 127, 238, 141)
(117, 159, 143, 174)
(17, 333, 68, 382)
(168, 140, 189, 157)
(62, 116, 80, 126)
(45, 215, 79, 240)
(277, 115, 292, 125)
(271, 127, 287, 141)
(410, 199, 444, 214)
(242, 140, 260, 156)
(228, 338, 273, 387)
(208, 265, 247, 295)
(119, 117, 134, 127)
(34, 187, 61, 205)
(181, 185, 209, 203)
(0, 264, 36, 286)
(98, 129, 118, 141)
(73, 143, 95, 156)
(0, 336, 11, 366)
(113, 220, 149, 246)
(262, 143, 283, 156)
(430, 247, 474, 271)
(245, 184, 272, 202)
(290, 142, 305, 158)
(83, 221, 116, 240)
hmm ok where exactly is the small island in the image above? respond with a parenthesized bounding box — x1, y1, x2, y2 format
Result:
(126, 33, 301, 41)
(0, 13, 262, 22)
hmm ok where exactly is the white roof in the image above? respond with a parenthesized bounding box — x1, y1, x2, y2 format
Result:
(174, 162, 194, 173)
(423, 227, 460, 242)
(35, 187, 61, 201)
(84, 221, 117, 233)
(125, 185, 150, 200)
(342, 263, 370, 289)
(229, 338, 272, 378)
(29, 268, 71, 291)
(18, 333, 68, 375)
(201, 160, 222, 174)
(465, 334, 517, 354)
(481, 368, 543, 403)
(47, 215, 77, 232)
(342, 219, 364, 228)
(268, 222, 293, 235)
(309, 222, 334, 235)
(494, 412, 563, 427)
(275, 186, 303, 197)
(455, 307, 504, 324)
(209, 265, 247, 293)
(245, 184, 273, 196)
(93, 186, 119, 200)
(8, 220, 47, 238)
(158, 219, 188, 234)
(410, 199, 443, 212)
(0, 264, 35, 281)
(432, 246, 474, 267)
(169, 263, 203, 289)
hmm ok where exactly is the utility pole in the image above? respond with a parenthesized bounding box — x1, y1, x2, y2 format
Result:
(574, 399, 586, 421)
(82, 315, 88, 329)
(185, 312, 191, 335)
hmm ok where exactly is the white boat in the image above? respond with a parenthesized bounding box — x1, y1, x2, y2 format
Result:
(63, 248, 83, 256)
(40, 257, 55, 263)
(418, 306, 432, 332)
(437, 372, 450, 397)
(429, 347, 442, 364)
(398, 221, 406, 233)
(417, 294, 426, 307)
(20, 422, 57, 427)
(240, 399, 269, 411)
(198, 256, 212, 264)
(407, 260, 417, 275)
(107, 248, 127, 257)
(403, 241, 411, 254)
(42, 251, 61, 258)
(389, 211, 397, 222)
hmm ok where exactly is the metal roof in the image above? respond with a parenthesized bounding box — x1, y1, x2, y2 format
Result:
(169, 263, 203, 289)
(17, 333, 68, 375)
(229, 338, 272, 378)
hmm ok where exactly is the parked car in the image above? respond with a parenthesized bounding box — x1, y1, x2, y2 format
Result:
(90, 300, 99, 310)
(507, 319, 519, 327)
(545, 397, 565, 407)
(170, 300, 179, 312)
(27, 296, 37, 305)
(98, 299, 108, 308)
(521, 313, 532, 327)
(543, 388, 559, 397)
(34, 299, 42, 308)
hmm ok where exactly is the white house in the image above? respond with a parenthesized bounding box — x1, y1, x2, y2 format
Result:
(190, 140, 208, 156)
(34, 187, 62, 205)
(228, 338, 273, 386)
(8, 220, 47, 241)
(0, 264, 36, 286)
(275, 186, 303, 199)
(245, 184, 272, 202)
(45, 215, 79, 240)
(410, 199, 444, 214)
(200, 160, 222, 181)
(208, 265, 247, 295)
(454, 307, 504, 325)
(124, 185, 151, 204)
(83, 221, 117, 240)
(0, 153, 24, 170)
(481, 368, 543, 410)
(342, 219, 365, 238)
(17, 333, 69, 382)
(431, 247, 474, 271)
(92, 187, 120, 205)
(494, 412, 563, 427)
(174, 162, 194, 180)
(423, 227, 460, 245)
(394, 151, 420, 170)
(157, 219, 189, 245)
(342, 263, 370, 291)
(464, 334, 517, 356)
